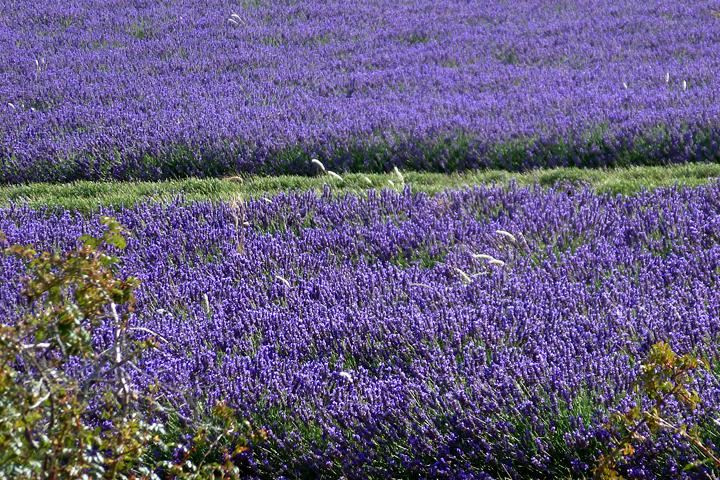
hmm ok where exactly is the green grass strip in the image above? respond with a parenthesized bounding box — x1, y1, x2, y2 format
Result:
(1, 163, 719, 211)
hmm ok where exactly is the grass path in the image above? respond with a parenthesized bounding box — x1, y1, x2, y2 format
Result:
(1, 163, 719, 211)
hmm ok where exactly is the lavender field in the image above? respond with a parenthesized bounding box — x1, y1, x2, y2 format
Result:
(3, 1, 720, 478)
(3, 184, 720, 477)
(2, 1, 720, 182)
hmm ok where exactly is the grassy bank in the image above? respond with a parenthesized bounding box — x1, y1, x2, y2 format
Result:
(1, 163, 719, 211)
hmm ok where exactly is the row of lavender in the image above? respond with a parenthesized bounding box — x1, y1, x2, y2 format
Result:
(2, 0, 720, 182)
(2, 184, 720, 477)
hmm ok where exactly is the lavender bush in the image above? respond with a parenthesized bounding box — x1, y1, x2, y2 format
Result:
(1, 1, 720, 182)
(2, 184, 720, 477)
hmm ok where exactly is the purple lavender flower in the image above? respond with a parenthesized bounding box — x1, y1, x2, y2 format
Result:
(1, 1, 719, 181)
(2, 183, 720, 477)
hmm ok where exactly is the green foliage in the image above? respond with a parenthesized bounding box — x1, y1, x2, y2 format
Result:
(128, 18, 152, 40)
(0, 218, 264, 479)
(1, 164, 720, 211)
(595, 342, 720, 479)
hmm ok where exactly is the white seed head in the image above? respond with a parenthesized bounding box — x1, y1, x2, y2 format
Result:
(227, 12, 245, 26)
(361, 175, 373, 185)
(393, 166, 404, 183)
(682, 80, 687, 91)
(488, 259, 506, 267)
(472, 253, 497, 261)
(339, 371, 354, 382)
(495, 230, 517, 243)
(454, 267, 472, 284)
(311, 158, 326, 172)
(275, 275, 291, 288)
(665, 71, 670, 83)
(327, 170, 343, 181)
(229, 196, 243, 210)
(622, 82, 628, 90)
(203, 293, 211, 315)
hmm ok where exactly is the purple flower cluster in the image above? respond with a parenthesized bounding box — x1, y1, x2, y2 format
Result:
(1, 1, 719, 182)
(2, 184, 720, 477)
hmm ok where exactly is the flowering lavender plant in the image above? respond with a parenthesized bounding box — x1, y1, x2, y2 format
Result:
(1, 1, 719, 182)
(2, 183, 720, 477)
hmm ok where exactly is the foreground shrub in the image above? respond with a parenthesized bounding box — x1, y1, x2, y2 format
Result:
(0, 217, 262, 479)
(596, 342, 720, 479)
